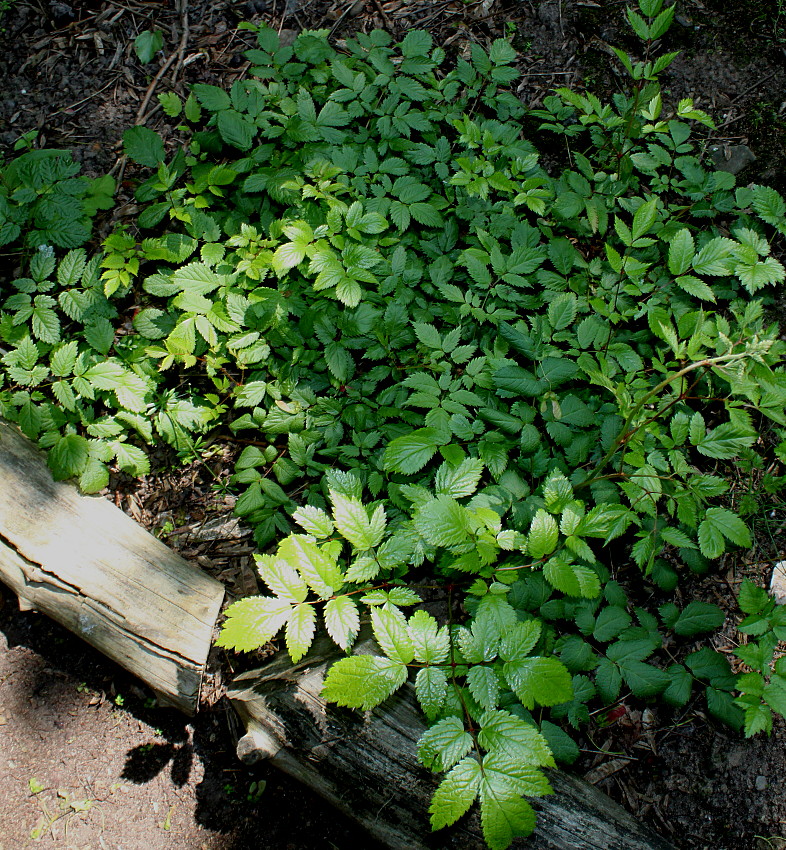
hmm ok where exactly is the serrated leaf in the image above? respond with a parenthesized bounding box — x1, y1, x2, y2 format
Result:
(694, 422, 755, 459)
(192, 82, 231, 111)
(278, 535, 343, 599)
(293, 505, 334, 538)
(413, 321, 442, 349)
(618, 659, 671, 698)
(416, 666, 448, 720)
(738, 579, 770, 615)
(414, 495, 472, 548)
(371, 606, 415, 663)
(435, 457, 485, 498)
(419, 717, 474, 772)
(673, 601, 725, 635)
(84, 318, 115, 355)
(324, 595, 360, 650)
(48, 433, 89, 479)
(285, 602, 316, 662)
(480, 786, 536, 850)
(668, 228, 695, 276)
(123, 126, 165, 167)
(539, 720, 579, 764)
(216, 596, 293, 652)
(478, 709, 554, 767)
(547, 293, 578, 330)
(593, 606, 631, 642)
(429, 757, 482, 831)
(498, 621, 542, 662)
(331, 490, 385, 549)
(255, 554, 308, 602)
(112, 441, 150, 476)
(543, 556, 601, 599)
(503, 657, 573, 710)
(218, 109, 254, 151)
(344, 555, 380, 583)
(158, 91, 182, 117)
(57, 249, 87, 286)
(467, 665, 500, 710)
(322, 654, 407, 709)
(408, 609, 450, 664)
(401, 29, 432, 57)
(382, 427, 443, 474)
(528, 510, 559, 559)
(698, 507, 751, 559)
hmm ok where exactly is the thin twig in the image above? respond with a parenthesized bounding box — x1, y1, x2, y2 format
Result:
(135, 51, 178, 124)
(170, 0, 190, 84)
(51, 79, 116, 117)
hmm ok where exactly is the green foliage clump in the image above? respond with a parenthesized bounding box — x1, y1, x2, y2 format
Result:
(2, 0, 786, 844)
(0, 147, 114, 249)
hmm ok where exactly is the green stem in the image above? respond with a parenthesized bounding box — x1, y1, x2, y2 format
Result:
(577, 351, 751, 491)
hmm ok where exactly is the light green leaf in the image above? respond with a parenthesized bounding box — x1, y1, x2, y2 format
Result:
(668, 228, 695, 276)
(467, 665, 500, 710)
(415, 666, 448, 720)
(323, 595, 360, 650)
(478, 710, 554, 767)
(330, 490, 385, 549)
(544, 556, 601, 598)
(272, 242, 306, 273)
(694, 422, 755, 459)
(255, 554, 308, 602)
(528, 510, 559, 559)
(371, 606, 415, 664)
(419, 717, 474, 772)
(479, 775, 537, 850)
(498, 621, 542, 662)
(429, 758, 482, 831)
(292, 505, 334, 538)
(285, 602, 316, 662)
(698, 507, 751, 559)
(216, 596, 293, 652)
(112, 441, 150, 476)
(48, 433, 89, 479)
(408, 609, 450, 664)
(434, 457, 484, 498)
(414, 495, 472, 548)
(503, 657, 573, 710)
(322, 654, 407, 709)
(383, 427, 443, 474)
(278, 535, 344, 599)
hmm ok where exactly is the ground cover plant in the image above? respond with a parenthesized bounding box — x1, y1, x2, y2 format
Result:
(1, 0, 786, 846)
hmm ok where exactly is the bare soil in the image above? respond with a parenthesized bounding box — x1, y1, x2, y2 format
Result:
(1, 1, 786, 848)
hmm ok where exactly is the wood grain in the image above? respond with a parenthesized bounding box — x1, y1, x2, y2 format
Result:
(0, 419, 224, 714)
(228, 633, 676, 850)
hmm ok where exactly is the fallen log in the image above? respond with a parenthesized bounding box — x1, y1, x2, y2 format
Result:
(228, 633, 676, 850)
(0, 419, 224, 714)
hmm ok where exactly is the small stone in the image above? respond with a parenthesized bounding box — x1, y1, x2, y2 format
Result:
(770, 561, 786, 604)
(755, 775, 768, 791)
(709, 144, 756, 175)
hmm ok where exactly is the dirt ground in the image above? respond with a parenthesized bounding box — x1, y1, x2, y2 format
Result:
(1, 0, 786, 848)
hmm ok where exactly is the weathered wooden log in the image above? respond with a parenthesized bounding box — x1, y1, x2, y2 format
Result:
(228, 633, 675, 850)
(0, 419, 224, 714)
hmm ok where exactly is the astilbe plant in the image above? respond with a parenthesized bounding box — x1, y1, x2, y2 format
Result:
(1, 0, 786, 846)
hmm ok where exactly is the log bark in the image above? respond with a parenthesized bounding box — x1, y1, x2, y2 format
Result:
(228, 634, 675, 850)
(0, 419, 224, 714)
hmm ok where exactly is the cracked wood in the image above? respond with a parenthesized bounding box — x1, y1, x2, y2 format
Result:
(0, 419, 224, 714)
